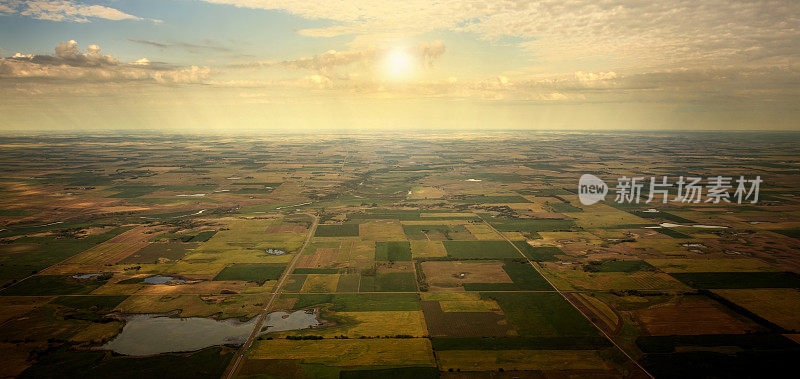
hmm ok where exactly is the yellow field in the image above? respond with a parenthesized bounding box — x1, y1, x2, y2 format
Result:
(571, 205, 650, 228)
(248, 338, 435, 367)
(132, 280, 264, 295)
(282, 310, 427, 338)
(410, 241, 447, 258)
(359, 220, 407, 241)
(0, 296, 52, 324)
(714, 289, 800, 331)
(464, 224, 500, 240)
(114, 294, 264, 319)
(420, 292, 501, 312)
(301, 274, 339, 293)
(65, 226, 152, 265)
(347, 241, 375, 268)
(538, 231, 603, 243)
(409, 187, 446, 199)
(436, 350, 609, 371)
(542, 268, 690, 291)
(69, 321, 124, 343)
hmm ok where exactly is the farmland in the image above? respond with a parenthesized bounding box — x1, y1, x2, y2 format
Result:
(0, 131, 798, 378)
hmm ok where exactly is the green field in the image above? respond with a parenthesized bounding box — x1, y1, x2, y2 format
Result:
(19, 347, 233, 378)
(2, 275, 110, 296)
(513, 243, 562, 262)
(670, 272, 800, 289)
(314, 224, 360, 237)
(482, 292, 600, 337)
(375, 241, 412, 261)
(360, 272, 417, 292)
(212, 263, 286, 285)
(442, 240, 520, 259)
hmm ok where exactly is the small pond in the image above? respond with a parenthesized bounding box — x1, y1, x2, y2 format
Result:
(103, 309, 320, 356)
(143, 276, 185, 284)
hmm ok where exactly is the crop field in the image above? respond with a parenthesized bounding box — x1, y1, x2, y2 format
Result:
(213, 263, 287, 285)
(442, 240, 522, 259)
(120, 242, 190, 264)
(374, 241, 412, 261)
(1, 132, 799, 377)
(314, 224, 359, 237)
(435, 349, 611, 371)
(632, 294, 759, 335)
(713, 289, 800, 330)
(248, 339, 436, 367)
(421, 260, 513, 291)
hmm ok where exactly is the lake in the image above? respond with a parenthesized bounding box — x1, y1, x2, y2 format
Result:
(103, 309, 320, 355)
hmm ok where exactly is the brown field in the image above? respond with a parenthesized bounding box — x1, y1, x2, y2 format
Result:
(542, 266, 690, 291)
(634, 295, 758, 335)
(0, 296, 53, 324)
(713, 289, 800, 331)
(565, 293, 621, 336)
(297, 247, 339, 268)
(63, 226, 155, 265)
(422, 301, 513, 337)
(0, 342, 40, 377)
(421, 261, 512, 291)
(436, 350, 611, 371)
(646, 258, 779, 273)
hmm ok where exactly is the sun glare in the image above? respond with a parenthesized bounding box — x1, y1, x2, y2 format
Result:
(384, 48, 414, 80)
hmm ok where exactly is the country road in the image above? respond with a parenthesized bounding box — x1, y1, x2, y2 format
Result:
(223, 213, 319, 379)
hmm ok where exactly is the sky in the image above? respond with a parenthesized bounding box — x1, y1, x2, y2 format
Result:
(0, 0, 798, 131)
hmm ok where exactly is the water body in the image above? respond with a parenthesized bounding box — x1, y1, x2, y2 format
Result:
(72, 273, 105, 279)
(104, 310, 319, 356)
(143, 276, 185, 284)
(261, 309, 320, 333)
(658, 222, 728, 229)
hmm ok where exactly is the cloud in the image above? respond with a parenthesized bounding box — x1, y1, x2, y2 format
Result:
(127, 39, 234, 53)
(199, 0, 800, 70)
(416, 40, 445, 67)
(0, 0, 157, 23)
(0, 40, 210, 83)
(231, 40, 446, 75)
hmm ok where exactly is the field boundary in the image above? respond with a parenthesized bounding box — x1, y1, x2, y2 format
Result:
(476, 214, 654, 378)
(223, 213, 319, 379)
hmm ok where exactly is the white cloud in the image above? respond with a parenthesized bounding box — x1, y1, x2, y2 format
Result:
(0, 0, 155, 23)
(200, 1, 800, 71)
(231, 40, 445, 76)
(0, 41, 210, 83)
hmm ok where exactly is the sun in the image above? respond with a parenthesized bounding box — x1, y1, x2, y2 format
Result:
(383, 48, 414, 80)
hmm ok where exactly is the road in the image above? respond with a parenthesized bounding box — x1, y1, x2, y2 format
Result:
(476, 214, 654, 378)
(223, 213, 319, 379)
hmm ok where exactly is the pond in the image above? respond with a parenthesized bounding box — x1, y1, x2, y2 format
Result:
(72, 273, 106, 279)
(143, 276, 185, 284)
(103, 309, 320, 356)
